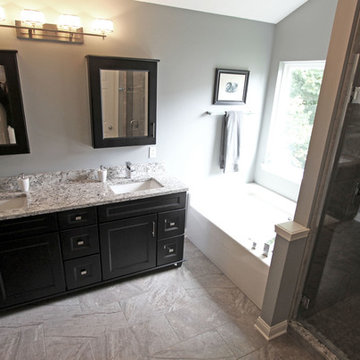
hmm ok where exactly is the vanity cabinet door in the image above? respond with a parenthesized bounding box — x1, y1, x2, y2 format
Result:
(0, 233, 65, 309)
(100, 214, 157, 280)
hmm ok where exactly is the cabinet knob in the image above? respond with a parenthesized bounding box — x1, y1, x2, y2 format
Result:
(75, 216, 82, 221)
(169, 222, 175, 227)
(80, 270, 88, 276)
(77, 240, 85, 246)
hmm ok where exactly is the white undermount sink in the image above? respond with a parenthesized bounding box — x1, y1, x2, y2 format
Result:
(0, 195, 27, 211)
(109, 178, 163, 195)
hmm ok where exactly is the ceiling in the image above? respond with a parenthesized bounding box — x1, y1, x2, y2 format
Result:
(135, 0, 309, 24)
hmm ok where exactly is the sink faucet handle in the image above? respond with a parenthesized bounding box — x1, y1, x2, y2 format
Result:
(126, 161, 134, 171)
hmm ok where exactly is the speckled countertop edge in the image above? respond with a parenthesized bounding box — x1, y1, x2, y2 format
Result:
(0, 165, 188, 221)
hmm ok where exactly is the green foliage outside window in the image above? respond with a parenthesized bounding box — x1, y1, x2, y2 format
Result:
(286, 68, 324, 169)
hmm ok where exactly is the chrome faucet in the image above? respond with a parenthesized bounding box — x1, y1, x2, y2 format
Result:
(126, 161, 135, 179)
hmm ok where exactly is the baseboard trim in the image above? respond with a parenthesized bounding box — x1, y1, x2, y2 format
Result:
(254, 317, 288, 341)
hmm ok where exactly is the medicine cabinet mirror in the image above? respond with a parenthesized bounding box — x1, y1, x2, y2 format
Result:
(87, 55, 159, 148)
(0, 50, 30, 155)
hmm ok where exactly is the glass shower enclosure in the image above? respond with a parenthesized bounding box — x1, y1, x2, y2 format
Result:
(297, 62, 360, 359)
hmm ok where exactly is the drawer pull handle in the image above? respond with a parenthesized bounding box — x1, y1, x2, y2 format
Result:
(75, 216, 82, 221)
(77, 240, 85, 246)
(169, 222, 176, 227)
(80, 270, 87, 276)
(169, 248, 174, 253)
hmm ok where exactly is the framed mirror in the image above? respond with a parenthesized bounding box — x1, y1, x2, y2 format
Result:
(87, 55, 159, 148)
(0, 50, 30, 155)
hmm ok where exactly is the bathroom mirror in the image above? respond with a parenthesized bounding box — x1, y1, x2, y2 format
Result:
(87, 55, 159, 148)
(0, 50, 30, 155)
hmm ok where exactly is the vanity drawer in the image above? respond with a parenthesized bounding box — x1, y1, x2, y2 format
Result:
(58, 207, 97, 230)
(0, 213, 58, 241)
(157, 235, 184, 266)
(64, 254, 101, 290)
(158, 209, 185, 240)
(60, 225, 99, 260)
(98, 192, 186, 223)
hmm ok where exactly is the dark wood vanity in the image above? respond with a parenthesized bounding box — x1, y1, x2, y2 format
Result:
(0, 191, 186, 310)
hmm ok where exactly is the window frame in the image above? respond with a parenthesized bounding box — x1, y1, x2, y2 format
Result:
(255, 60, 325, 201)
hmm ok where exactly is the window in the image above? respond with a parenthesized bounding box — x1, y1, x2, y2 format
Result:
(256, 61, 325, 200)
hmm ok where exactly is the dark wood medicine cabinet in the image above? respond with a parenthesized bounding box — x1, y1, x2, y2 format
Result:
(87, 55, 159, 148)
(0, 50, 30, 155)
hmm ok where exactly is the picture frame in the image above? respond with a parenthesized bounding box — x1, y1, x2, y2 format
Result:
(213, 68, 250, 105)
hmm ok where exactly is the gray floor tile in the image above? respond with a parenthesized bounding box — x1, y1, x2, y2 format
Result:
(0, 325, 46, 360)
(130, 315, 180, 355)
(216, 320, 266, 358)
(182, 273, 237, 291)
(152, 330, 235, 359)
(77, 283, 143, 311)
(165, 297, 231, 340)
(183, 237, 203, 259)
(183, 253, 222, 278)
(44, 308, 128, 338)
(45, 337, 95, 360)
(90, 327, 147, 360)
(0, 303, 83, 327)
(205, 287, 260, 319)
(119, 291, 165, 325)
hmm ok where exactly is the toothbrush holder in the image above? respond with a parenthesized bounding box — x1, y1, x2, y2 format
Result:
(17, 177, 30, 192)
(97, 168, 107, 183)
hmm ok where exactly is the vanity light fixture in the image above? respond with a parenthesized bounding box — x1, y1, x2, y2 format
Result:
(0, 7, 113, 44)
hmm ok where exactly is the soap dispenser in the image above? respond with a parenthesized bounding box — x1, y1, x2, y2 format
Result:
(98, 165, 107, 183)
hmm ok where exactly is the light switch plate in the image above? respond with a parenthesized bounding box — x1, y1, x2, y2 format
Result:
(148, 146, 157, 158)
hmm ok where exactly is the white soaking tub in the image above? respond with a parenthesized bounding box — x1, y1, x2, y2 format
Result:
(186, 180, 295, 308)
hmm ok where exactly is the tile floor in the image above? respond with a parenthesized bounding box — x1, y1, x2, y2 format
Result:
(0, 238, 318, 360)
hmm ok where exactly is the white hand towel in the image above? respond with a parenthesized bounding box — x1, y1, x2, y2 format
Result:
(220, 111, 242, 173)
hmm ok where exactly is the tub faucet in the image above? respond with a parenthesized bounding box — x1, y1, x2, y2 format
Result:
(126, 161, 135, 179)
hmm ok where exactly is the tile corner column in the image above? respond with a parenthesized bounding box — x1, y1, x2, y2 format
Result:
(255, 221, 310, 341)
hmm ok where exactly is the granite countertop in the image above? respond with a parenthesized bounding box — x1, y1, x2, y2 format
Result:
(0, 164, 188, 221)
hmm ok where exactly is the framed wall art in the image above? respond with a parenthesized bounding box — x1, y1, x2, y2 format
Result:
(213, 68, 250, 105)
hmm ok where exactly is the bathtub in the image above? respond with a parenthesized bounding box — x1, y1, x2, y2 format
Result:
(186, 180, 295, 308)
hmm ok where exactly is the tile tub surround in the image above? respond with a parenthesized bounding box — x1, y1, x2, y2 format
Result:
(0, 163, 188, 220)
(0, 239, 319, 360)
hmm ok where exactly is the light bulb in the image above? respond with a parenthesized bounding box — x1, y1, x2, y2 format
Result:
(0, 7, 6, 22)
(58, 14, 81, 30)
(92, 19, 114, 34)
(21, 9, 45, 26)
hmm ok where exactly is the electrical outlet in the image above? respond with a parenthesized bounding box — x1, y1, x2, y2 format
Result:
(148, 146, 157, 158)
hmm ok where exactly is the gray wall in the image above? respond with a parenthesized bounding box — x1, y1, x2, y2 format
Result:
(254, 0, 338, 196)
(0, 0, 274, 185)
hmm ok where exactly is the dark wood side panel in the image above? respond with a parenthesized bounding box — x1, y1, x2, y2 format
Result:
(98, 192, 186, 223)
